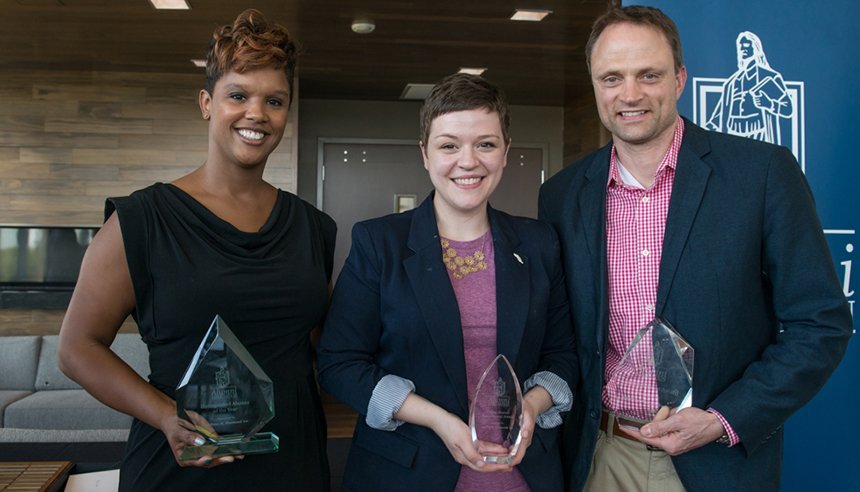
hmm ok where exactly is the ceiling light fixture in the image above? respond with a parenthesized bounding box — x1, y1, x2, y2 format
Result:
(458, 67, 487, 76)
(510, 9, 552, 21)
(191, 59, 206, 68)
(351, 19, 376, 34)
(149, 0, 190, 10)
(400, 83, 435, 100)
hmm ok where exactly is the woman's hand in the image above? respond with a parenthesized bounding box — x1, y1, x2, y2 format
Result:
(157, 403, 240, 468)
(505, 385, 553, 466)
(431, 412, 513, 473)
(504, 395, 540, 466)
(394, 393, 513, 473)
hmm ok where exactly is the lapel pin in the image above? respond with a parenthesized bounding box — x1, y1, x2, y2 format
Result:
(513, 253, 523, 264)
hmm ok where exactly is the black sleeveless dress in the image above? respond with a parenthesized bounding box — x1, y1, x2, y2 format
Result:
(107, 183, 335, 491)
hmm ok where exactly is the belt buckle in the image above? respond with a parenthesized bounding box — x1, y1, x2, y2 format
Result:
(610, 411, 662, 452)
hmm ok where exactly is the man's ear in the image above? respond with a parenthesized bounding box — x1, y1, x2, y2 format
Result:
(675, 65, 688, 100)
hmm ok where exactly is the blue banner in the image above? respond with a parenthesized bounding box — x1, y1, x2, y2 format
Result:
(626, 1, 858, 489)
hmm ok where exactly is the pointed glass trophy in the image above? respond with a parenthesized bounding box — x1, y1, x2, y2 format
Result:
(468, 354, 524, 464)
(175, 315, 279, 460)
(614, 317, 694, 424)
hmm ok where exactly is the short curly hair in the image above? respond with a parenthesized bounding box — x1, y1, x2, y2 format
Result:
(205, 9, 298, 106)
(419, 73, 510, 147)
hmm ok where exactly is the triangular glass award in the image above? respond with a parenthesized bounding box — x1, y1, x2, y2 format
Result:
(175, 315, 279, 460)
(614, 317, 694, 423)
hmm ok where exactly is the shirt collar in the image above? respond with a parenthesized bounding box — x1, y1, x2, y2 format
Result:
(607, 116, 685, 189)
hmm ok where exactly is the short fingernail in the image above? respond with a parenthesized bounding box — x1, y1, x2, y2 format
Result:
(641, 426, 652, 437)
(194, 437, 206, 446)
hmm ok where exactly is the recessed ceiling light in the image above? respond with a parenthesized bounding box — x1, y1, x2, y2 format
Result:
(190, 59, 206, 68)
(510, 9, 552, 22)
(458, 67, 487, 76)
(400, 83, 435, 100)
(150, 0, 190, 10)
(351, 19, 376, 34)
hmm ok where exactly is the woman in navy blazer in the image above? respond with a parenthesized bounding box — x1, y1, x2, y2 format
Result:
(317, 74, 577, 491)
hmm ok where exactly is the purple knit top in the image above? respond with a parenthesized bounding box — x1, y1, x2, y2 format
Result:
(442, 230, 530, 492)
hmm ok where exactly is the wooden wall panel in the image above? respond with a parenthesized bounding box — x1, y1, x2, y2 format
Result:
(0, 309, 138, 337)
(0, 68, 298, 226)
(0, 68, 299, 335)
(562, 91, 607, 165)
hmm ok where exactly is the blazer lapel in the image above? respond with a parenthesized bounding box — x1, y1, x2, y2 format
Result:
(489, 208, 529, 369)
(403, 195, 470, 415)
(580, 146, 611, 353)
(657, 123, 712, 315)
(580, 147, 610, 277)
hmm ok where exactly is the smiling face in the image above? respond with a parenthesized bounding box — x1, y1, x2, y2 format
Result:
(421, 108, 509, 221)
(590, 22, 686, 151)
(199, 67, 290, 169)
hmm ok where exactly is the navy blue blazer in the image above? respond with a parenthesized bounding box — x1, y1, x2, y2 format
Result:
(539, 120, 852, 492)
(318, 194, 577, 492)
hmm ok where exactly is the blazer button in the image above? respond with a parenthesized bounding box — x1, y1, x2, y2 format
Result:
(590, 410, 597, 419)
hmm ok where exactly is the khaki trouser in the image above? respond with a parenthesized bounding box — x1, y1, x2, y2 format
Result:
(584, 413, 686, 492)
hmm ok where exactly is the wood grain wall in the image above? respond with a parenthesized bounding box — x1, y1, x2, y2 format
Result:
(0, 68, 299, 335)
(1, 68, 298, 226)
(563, 91, 608, 165)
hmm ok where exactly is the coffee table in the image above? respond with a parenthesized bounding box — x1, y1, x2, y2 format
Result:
(0, 461, 73, 492)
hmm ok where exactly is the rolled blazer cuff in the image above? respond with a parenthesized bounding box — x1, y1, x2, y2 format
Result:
(524, 371, 573, 429)
(366, 374, 416, 431)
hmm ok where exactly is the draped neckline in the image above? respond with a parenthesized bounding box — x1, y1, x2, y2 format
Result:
(157, 182, 292, 255)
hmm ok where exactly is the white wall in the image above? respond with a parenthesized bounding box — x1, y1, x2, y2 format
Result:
(296, 98, 564, 204)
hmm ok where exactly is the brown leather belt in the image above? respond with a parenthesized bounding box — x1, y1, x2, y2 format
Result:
(600, 411, 662, 451)
(599, 410, 644, 443)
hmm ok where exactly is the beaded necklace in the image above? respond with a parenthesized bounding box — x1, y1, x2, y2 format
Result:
(440, 232, 489, 280)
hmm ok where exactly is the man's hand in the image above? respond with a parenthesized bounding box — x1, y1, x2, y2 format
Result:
(619, 407, 726, 456)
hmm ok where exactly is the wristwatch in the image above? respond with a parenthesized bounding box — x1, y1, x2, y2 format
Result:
(715, 433, 730, 446)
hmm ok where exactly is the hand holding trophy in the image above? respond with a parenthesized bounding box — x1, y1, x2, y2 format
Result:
(468, 354, 524, 464)
(175, 315, 280, 460)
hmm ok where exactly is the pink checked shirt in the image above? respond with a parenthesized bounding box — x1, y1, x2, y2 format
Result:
(602, 117, 738, 445)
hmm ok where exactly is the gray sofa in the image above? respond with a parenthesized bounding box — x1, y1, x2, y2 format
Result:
(0, 333, 148, 446)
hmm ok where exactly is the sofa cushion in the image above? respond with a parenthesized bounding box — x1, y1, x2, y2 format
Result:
(4, 390, 133, 430)
(109, 333, 150, 380)
(0, 390, 32, 426)
(0, 428, 129, 443)
(0, 336, 41, 390)
(35, 334, 150, 391)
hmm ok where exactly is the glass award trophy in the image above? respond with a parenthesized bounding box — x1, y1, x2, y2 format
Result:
(615, 317, 694, 424)
(175, 315, 279, 460)
(468, 354, 523, 464)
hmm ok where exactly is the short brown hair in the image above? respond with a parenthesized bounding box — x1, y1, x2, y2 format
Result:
(205, 9, 298, 105)
(585, 6, 684, 74)
(419, 73, 510, 146)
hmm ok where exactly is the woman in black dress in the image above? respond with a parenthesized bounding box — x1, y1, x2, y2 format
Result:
(58, 10, 334, 491)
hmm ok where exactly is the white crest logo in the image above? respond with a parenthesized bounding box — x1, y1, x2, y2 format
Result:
(693, 31, 806, 171)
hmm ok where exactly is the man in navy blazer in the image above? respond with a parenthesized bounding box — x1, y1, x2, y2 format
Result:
(539, 6, 852, 492)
